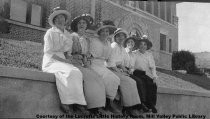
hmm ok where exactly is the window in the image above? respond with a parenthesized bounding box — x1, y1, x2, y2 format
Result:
(146, 1, 152, 14)
(169, 39, 172, 53)
(160, 2, 165, 20)
(138, 1, 144, 10)
(31, 4, 42, 26)
(0, 0, 10, 19)
(10, 0, 27, 22)
(166, 2, 171, 23)
(160, 33, 166, 51)
(126, 1, 135, 8)
(153, 1, 158, 17)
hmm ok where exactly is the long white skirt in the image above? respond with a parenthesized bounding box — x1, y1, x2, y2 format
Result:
(90, 59, 120, 100)
(43, 61, 86, 105)
(113, 72, 141, 107)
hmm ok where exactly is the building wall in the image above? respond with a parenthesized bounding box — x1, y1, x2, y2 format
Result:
(0, 0, 178, 70)
(97, 0, 178, 69)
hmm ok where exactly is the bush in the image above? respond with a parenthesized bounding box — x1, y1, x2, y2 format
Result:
(172, 50, 204, 75)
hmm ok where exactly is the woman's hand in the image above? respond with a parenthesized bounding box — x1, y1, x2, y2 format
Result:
(153, 76, 158, 84)
(72, 54, 83, 60)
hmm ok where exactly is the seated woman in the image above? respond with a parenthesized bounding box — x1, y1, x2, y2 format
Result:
(132, 35, 158, 113)
(107, 28, 143, 116)
(89, 20, 121, 114)
(123, 36, 150, 112)
(42, 7, 86, 114)
(66, 14, 106, 115)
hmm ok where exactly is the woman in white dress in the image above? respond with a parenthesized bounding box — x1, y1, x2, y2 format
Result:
(132, 35, 158, 113)
(66, 14, 106, 115)
(89, 20, 121, 114)
(107, 28, 143, 116)
(42, 7, 86, 114)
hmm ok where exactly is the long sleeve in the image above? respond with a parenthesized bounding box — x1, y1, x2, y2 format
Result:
(43, 30, 54, 58)
(107, 42, 119, 67)
(148, 53, 158, 78)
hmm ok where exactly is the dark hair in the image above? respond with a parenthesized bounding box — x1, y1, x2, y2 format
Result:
(98, 27, 110, 36)
(52, 14, 67, 25)
(114, 32, 127, 41)
(74, 18, 89, 32)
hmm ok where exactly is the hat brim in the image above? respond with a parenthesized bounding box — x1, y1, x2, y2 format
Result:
(71, 15, 93, 32)
(138, 39, 153, 50)
(48, 10, 71, 27)
(113, 29, 128, 41)
(97, 25, 117, 35)
(123, 37, 139, 50)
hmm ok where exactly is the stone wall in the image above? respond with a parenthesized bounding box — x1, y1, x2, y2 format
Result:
(0, 66, 210, 118)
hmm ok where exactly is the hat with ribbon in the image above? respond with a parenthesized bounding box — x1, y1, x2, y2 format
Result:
(48, 7, 71, 27)
(70, 14, 94, 32)
(96, 20, 117, 35)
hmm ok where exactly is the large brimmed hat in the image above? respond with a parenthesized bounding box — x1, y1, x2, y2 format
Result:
(96, 20, 117, 35)
(113, 28, 128, 39)
(70, 14, 94, 32)
(123, 36, 139, 50)
(138, 35, 153, 50)
(48, 7, 71, 27)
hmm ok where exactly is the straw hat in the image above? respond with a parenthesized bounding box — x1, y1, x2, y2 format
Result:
(96, 20, 117, 35)
(70, 14, 94, 32)
(48, 7, 71, 27)
(138, 35, 153, 50)
(113, 28, 128, 41)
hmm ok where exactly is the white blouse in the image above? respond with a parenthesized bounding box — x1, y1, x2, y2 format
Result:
(89, 38, 112, 64)
(42, 27, 73, 70)
(107, 42, 129, 67)
(124, 48, 136, 70)
(133, 50, 158, 79)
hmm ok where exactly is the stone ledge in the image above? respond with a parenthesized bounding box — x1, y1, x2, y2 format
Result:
(5, 19, 47, 32)
(158, 87, 210, 98)
(1, 66, 210, 98)
(0, 66, 55, 83)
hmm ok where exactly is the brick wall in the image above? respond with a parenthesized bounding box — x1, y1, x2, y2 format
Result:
(96, 0, 178, 69)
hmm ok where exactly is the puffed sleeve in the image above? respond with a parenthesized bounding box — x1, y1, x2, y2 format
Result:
(43, 30, 54, 58)
(129, 52, 137, 74)
(122, 50, 131, 67)
(148, 52, 158, 78)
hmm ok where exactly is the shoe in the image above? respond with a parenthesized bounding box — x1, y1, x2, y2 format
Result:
(122, 108, 138, 117)
(73, 104, 90, 115)
(89, 108, 100, 116)
(60, 104, 73, 114)
(151, 106, 158, 113)
(105, 99, 121, 114)
(106, 104, 121, 114)
(140, 103, 150, 112)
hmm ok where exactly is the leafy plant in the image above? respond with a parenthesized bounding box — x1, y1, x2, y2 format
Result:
(172, 50, 204, 75)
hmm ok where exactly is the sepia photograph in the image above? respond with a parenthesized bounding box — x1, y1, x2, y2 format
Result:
(0, 0, 210, 118)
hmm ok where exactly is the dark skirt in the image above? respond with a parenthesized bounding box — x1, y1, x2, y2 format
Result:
(133, 69, 157, 108)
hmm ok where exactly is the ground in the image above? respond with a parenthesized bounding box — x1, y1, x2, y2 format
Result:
(1, 38, 210, 92)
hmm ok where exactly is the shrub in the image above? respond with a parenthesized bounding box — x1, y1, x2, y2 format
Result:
(172, 50, 204, 75)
